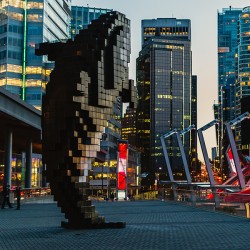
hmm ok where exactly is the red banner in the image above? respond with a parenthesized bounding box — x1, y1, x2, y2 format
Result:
(227, 147, 236, 174)
(117, 142, 128, 190)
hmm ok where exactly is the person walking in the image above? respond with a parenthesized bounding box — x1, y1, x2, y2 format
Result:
(110, 192, 114, 202)
(15, 186, 21, 210)
(1, 183, 13, 209)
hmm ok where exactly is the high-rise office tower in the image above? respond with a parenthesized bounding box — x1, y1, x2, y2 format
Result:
(71, 6, 112, 39)
(0, 0, 71, 109)
(218, 6, 250, 165)
(137, 18, 193, 175)
(122, 106, 137, 146)
(218, 7, 242, 122)
(236, 7, 250, 116)
(235, 7, 250, 149)
(217, 7, 242, 168)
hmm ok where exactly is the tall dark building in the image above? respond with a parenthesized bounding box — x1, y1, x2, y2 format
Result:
(218, 6, 250, 169)
(235, 7, 250, 150)
(217, 7, 242, 169)
(137, 18, 192, 175)
(218, 7, 242, 123)
(122, 106, 137, 146)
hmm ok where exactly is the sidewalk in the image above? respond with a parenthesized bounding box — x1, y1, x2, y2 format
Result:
(0, 199, 250, 249)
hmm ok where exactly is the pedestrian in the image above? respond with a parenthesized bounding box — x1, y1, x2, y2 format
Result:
(15, 186, 21, 210)
(110, 192, 114, 202)
(1, 183, 13, 209)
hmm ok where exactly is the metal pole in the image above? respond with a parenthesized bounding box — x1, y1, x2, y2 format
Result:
(225, 123, 245, 189)
(160, 136, 174, 182)
(197, 129, 215, 186)
(175, 133, 192, 183)
(160, 136, 177, 200)
(176, 131, 196, 204)
(42, 163, 47, 187)
(107, 121, 110, 199)
(4, 129, 12, 186)
(197, 129, 220, 208)
(25, 139, 32, 188)
(101, 164, 103, 195)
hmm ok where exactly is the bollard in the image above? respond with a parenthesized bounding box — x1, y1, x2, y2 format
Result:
(245, 203, 250, 218)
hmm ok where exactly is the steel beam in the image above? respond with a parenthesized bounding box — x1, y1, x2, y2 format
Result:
(177, 125, 196, 203)
(160, 136, 174, 182)
(175, 132, 192, 183)
(224, 112, 249, 189)
(197, 121, 220, 208)
(160, 134, 177, 200)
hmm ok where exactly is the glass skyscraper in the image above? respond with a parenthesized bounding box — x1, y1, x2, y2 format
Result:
(236, 7, 250, 115)
(137, 18, 192, 175)
(218, 7, 242, 121)
(217, 7, 242, 167)
(71, 6, 112, 39)
(218, 6, 250, 164)
(235, 7, 250, 148)
(0, 0, 71, 109)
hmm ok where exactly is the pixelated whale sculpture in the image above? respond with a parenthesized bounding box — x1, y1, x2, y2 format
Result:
(36, 11, 136, 229)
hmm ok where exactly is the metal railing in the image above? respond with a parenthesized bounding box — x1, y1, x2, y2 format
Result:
(158, 187, 250, 218)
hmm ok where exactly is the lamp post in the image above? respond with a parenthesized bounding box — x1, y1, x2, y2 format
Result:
(101, 164, 103, 195)
(106, 121, 110, 199)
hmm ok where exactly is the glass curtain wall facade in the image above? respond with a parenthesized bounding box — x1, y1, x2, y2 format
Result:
(137, 18, 192, 175)
(217, 7, 242, 168)
(0, 151, 42, 189)
(122, 106, 137, 146)
(0, 0, 71, 109)
(235, 7, 250, 149)
(71, 6, 112, 39)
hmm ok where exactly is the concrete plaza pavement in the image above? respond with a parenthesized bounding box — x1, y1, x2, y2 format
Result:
(0, 198, 250, 250)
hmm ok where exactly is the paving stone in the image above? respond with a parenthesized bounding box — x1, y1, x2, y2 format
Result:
(0, 200, 250, 249)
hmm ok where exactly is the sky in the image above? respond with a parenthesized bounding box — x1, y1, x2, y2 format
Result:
(72, 0, 250, 159)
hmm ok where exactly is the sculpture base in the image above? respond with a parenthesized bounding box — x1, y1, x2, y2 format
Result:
(61, 221, 126, 229)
